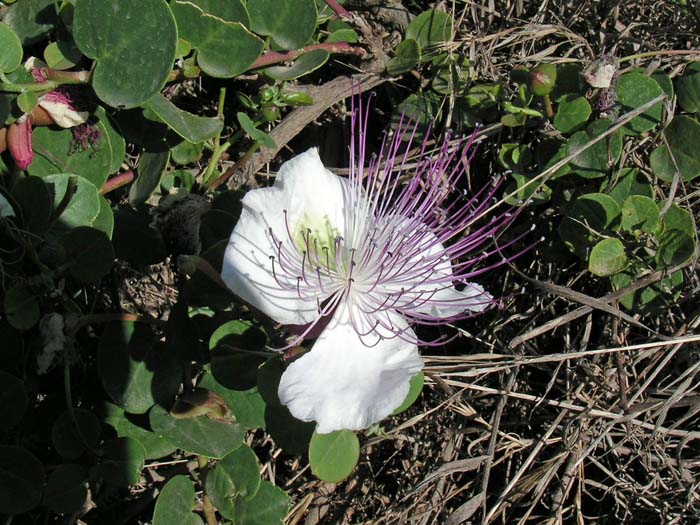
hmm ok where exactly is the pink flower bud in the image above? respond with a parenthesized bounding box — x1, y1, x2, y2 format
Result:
(7, 116, 34, 171)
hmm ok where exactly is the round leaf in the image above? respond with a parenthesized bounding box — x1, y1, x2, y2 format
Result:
(392, 371, 424, 415)
(387, 39, 421, 76)
(30, 123, 114, 187)
(43, 173, 101, 229)
(150, 405, 245, 459)
(98, 322, 180, 414)
(616, 72, 663, 135)
(153, 475, 204, 525)
(3, 283, 39, 331)
(657, 230, 695, 268)
(73, 0, 177, 108)
(309, 430, 360, 483)
(650, 116, 700, 182)
(51, 409, 102, 460)
(553, 94, 591, 134)
(263, 49, 329, 81)
(103, 402, 177, 460)
(3, 0, 58, 45)
(210, 319, 267, 390)
(676, 62, 700, 113)
(93, 437, 146, 486)
(172, 1, 264, 78)
(567, 119, 622, 178)
(60, 226, 114, 283)
(145, 93, 224, 143)
(0, 371, 27, 429)
(0, 446, 44, 514)
(589, 238, 628, 276)
(44, 38, 84, 70)
(231, 480, 290, 525)
(43, 464, 88, 514)
(248, 0, 317, 50)
(661, 204, 694, 236)
(12, 174, 52, 235)
(405, 9, 453, 57)
(620, 195, 659, 233)
(206, 445, 261, 518)
(0, 23, 23, 73)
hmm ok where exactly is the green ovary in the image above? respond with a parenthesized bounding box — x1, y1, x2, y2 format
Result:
(293, 213, 341, 270)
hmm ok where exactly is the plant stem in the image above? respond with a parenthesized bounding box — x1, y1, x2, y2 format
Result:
(197, 456, 218, 525)
(99, 170, 134, 195)
(206, 141, 259, 191)
(323, 0, 351, 18)
(543, 94, 554, 119)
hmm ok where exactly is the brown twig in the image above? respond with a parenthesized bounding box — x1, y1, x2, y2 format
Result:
(249, 42, 365, 70)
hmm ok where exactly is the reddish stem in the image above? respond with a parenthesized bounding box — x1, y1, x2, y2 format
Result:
(323, 0, 351, 18)
(250, 42, 365, 70)
(100, 170, 134, 195)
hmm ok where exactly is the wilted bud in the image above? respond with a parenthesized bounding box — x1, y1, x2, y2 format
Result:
(583, 55, 617, 89)
(528, 63, 557, 96)
(38, 90, 89, 128)
(7, 115, 34, 170)
(170, 388, 230, 420)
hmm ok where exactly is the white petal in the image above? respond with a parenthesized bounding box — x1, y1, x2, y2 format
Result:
(278, 307, 423, 434)
(38, 99, 89, 128)
(412, 282, 493, 318)
(222, 185, 319, 325)
(221, 148, 349, 326)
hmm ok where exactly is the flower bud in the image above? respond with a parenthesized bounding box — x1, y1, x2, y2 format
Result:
(7, 116, 34, 170)
(38, 90, 89, 128)
(528, 63, 557, 96)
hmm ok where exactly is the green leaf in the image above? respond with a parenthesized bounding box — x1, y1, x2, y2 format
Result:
(150, 405, 245, 459)
(248, 0, 317, 50)
(3, 0, 58, 45)
(171, 140, 205, 165)
(661, 204, 694, 236)
(43, 464, 88, 514)
(607, 168, 653, 206)
(206, 445, 261, 518)
(0, 446, 44, 514)
(145, 93, 223, 143)
(0, 371, 27, 429)
(620, 195, 659, 233)
(553, 94, 591, 134)
(44, 38, 84, 70)
(129, 149, 171, 207)
(589, 238, 628, 276)
(60, 226, 114, 283)
(93, 195, 115, 239)
(650, 116, 700, 182)
(392, 371, 424, 415)
(199, 373, 266, 430)
(567, 119, 623, 178)
(237, 112, 276, 148)
(263, 49, 330, 81)
(153, 476, 204, 525)
(51, 408, 101, 460)
(103, 402, 177, 460)
(95, 106, 127, 175)
(676, 62, 700, 113)
(0, 23, 22, 73)
(387, 39, 421, 76)
(73, 0, 177, 108)
(503, 172, 552, 206)
(405, 9, 453, 58)
(264, 404, 315, 455)
(3, 283, 40, 330)
(656, 230, 695, 268)
(93, 437, 146, 486)
(172, 1, 264, 78)
(309, 430, 360, 483)
(612, 267, 684, 315)
(182, 0, 250, 25)
(210, 320, 267, 390)
(98, 321, 181, 414)
(616, 72, 664, 135)
(231, 480, 290, 525)
(30, 122, 115, 187)
(558, 192, 621, 259)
